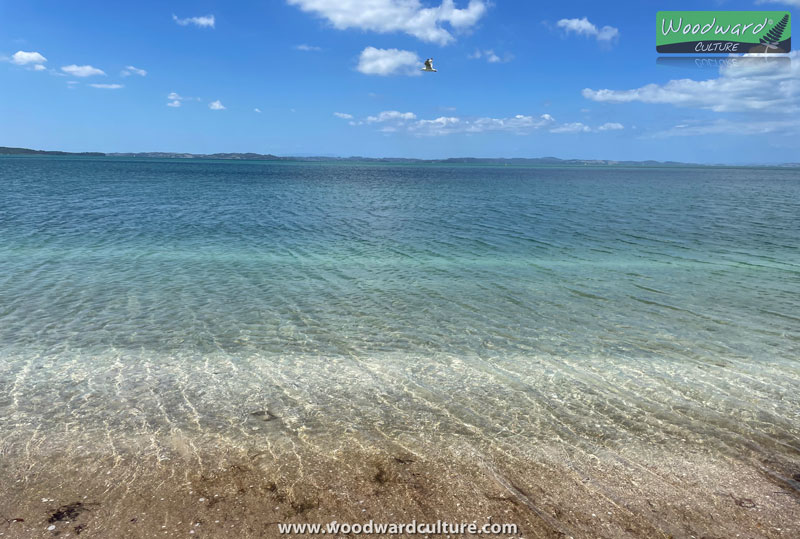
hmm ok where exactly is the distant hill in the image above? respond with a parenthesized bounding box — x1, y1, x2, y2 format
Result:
(106, 152, 285, 160)
(0, 146, 104, 156)
(2, 146, 799, 167)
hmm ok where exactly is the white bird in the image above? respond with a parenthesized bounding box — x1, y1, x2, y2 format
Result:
(422, 58, 437, 72)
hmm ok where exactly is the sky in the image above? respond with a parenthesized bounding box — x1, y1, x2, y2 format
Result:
(1, 0, 798, 163)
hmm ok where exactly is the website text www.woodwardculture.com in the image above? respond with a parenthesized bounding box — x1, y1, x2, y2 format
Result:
(277, 520, 519, 535)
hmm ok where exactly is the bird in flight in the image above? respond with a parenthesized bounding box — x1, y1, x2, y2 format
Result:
(422, 58, 437, 72)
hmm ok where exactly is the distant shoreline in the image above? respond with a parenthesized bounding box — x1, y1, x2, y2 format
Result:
(4, 146, 799, 168)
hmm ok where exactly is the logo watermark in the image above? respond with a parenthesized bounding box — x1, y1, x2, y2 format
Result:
(657, 11, 791, 54)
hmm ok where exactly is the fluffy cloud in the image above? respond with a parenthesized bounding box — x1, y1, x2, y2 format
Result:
(550, 122, 591, 134)
(549, 121, 624, 133)
(658, 118, 800, 137)
(585, 53, 800, 139)
(411, 113, 556, 136)
(557, 17, 619, 42)
(348, 111, 621, 136)
(89, 83, 123, 89)
(468, 49, 512, 63)
(333, 112, 353, 119)
(61, 64, 105, 77)
(357, 47, 421, 76)
(367, 110, 417, 123)
(121, 65, 147, 77)
(254, 108, 263, 113)
(167, 92, 185, 107)
(172, 14, 215, 28)
(294, 44, 322, 51)
(597, 122, 624, 131)
(209, 100, 226, 110)
(11, 50, 47, 65)
(287, 0, 487, 45)
(583, 55, 799, 114)
(349, 112, 553, 136)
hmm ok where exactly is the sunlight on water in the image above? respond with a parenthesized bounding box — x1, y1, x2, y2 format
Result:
(0, 156, 798, 476)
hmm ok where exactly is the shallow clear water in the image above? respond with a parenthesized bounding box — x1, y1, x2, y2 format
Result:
(0, 156, 798, 469)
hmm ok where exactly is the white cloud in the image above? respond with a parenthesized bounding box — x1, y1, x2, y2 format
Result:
(172, 14, 215, 28)
(359, 112, 555, 136)
(357, 47, 421, 76)
(121, 65, 147, 77)
(89, 83, 124, 89)
(468, 49, 512, 63)
(557, 17, 619, 42)
(547, 121, 623, 133)
(367, 110, 417, 123)
(167, 92, 185, 107)
(583, 55, 799, 113)
(165, 91, 201, 105)
(550, 122, 591, 134)
(287, 0, 487, 45)
(209, 100, 226, 110)
(61, 64, 105, 77)
(585, 53, 800, 138)
(33, 64, 46, 71)
(254, 108, 262, 113)
(410, 116, 462, 134)
(350, 111, 621, 136)
(11, 50, 47, 65)
(413, 113, 558, 136)
(333, 112, 353, 119)
(294, 44, 322, 51)
(597, 122, 624, 131)
(656, 118, 800, 138)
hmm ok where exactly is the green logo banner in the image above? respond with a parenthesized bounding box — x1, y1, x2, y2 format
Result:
(657, 11, 791, 53)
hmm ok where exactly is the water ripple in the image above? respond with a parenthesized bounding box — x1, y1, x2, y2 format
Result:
(0, 157, 798, 472)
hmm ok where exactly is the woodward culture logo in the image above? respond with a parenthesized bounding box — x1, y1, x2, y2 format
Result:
(657, 11, 791, 53)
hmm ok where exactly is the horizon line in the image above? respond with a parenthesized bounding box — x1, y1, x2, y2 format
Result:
(1, 145, 798, 168)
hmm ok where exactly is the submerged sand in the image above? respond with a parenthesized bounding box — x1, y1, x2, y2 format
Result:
(1, 434, 798, 539)
(2, 349, 798, 537)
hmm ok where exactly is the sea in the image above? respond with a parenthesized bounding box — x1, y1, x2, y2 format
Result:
(0, 156, 798, 481)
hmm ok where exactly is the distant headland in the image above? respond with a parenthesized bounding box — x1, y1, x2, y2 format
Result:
(2, 146, 798, 167)
(0, 146, 105, 157)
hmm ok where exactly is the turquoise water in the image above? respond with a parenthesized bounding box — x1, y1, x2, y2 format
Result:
(0, 157, 798, 470)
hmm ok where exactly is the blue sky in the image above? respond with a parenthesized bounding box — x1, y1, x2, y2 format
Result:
(1, 1, 798, 163)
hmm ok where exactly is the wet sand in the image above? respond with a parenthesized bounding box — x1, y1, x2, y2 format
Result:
(2, 435, 799, 539)
(2, 349, 799, 538)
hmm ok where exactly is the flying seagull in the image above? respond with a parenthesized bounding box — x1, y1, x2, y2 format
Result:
(422, 58, 437, 72)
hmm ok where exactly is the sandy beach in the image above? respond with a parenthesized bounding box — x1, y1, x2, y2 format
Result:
(2, 431, 799, 538)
